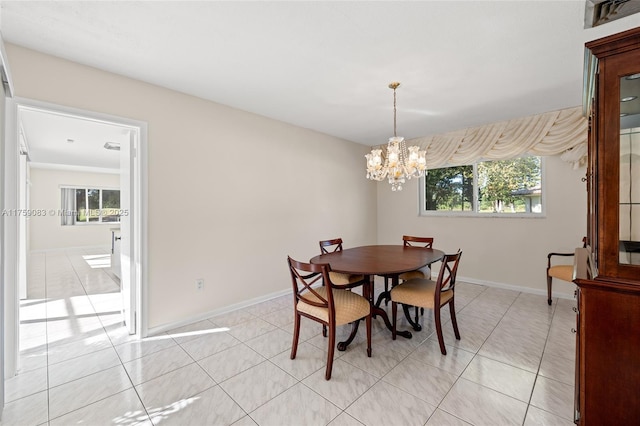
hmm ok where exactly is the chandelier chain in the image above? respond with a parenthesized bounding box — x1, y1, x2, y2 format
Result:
(393, 86, 397, 138)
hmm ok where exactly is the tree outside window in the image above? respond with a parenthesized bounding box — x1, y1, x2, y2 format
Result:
(423, 156, 542, 215)
(425, 166, 473, 211)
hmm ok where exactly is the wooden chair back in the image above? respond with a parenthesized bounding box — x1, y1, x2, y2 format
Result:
(287, 257, 334, 310)
(403, 235, 434, 249)
(434, 250, 462, 305)
(319, 238, 344, 254)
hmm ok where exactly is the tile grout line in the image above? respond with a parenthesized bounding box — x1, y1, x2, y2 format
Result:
(523, 296, 578, 424)
(44, 248, 151, 423)
(520, 295, 558, 425)
(427, 284, 495, 425)
(19, 253, 576, 426)
(433, 289, 544, 425)
(77, 248, 155, 424)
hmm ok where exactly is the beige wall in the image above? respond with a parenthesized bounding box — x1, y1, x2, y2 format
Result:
(6, 42, 587, 330)
(5, 44, 377, 329)
(376, 154, 587, 298)
(28, 167, 119, 251)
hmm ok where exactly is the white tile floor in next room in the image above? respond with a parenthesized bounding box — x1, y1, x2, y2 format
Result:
(2, 248, 578, 426)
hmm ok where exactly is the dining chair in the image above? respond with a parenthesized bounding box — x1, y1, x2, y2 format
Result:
(398, 236, 436, 323)
(319, 238, 365, 287)
(546, 237, 587, 305)
(391, 250, 462, 355)
(378, 235, 435, 327)
(379, 236, 435, 307)
(288, 256, 372, 380)
(399, 235, 435, 279)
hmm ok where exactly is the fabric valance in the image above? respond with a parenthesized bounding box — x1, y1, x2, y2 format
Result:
(407, 106, 588, 169)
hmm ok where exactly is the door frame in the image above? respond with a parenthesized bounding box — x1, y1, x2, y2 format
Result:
(3, 97, 148, 376)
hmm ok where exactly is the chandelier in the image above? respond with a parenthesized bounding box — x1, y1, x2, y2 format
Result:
(365, 82, 426, 191)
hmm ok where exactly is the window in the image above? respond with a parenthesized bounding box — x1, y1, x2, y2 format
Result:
(421, 156, 543, 216)
(61, 187, 121, 225)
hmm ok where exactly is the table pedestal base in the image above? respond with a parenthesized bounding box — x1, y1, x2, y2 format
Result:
(374, 291, 389, 309)
(337, 320, 360, 351)
(337, 276, 412, 351)
(402, 304, 422, 331)
(374, 279, 423, 331)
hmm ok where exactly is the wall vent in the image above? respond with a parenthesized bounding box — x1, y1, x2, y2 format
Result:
(585, 0, 640, 28)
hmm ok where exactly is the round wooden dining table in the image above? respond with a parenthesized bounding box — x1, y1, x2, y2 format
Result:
(310, 245, 444, 349)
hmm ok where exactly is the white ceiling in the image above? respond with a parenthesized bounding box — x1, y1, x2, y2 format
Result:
(19, 107, 129, 171)
(2, 1, 640, 169)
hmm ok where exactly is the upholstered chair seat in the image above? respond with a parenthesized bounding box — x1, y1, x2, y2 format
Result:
(319, 238, 365, 288)
(297, 286, 370, 325)
(546, 237, 586, 305)
(390, 278, 453, 309)
(398, 266, 430, 282)
(329, 271, 365, 286)
(547, 264, 573, 282)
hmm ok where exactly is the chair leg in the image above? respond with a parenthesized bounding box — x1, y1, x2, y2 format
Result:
(449, 301, 460, 340)
(414, 306, 419, 324)
(384, 276, 390, 305)
(325, 324, 335, 380)
(366, 313, 372, 357)
(322, 324, 327, 337)
(547, 273, 553, 305)
(391, 301, 397, 340)
(290, 313, 301, 359)
(421, 273, 427, 316)
(434, 307, 447, 355)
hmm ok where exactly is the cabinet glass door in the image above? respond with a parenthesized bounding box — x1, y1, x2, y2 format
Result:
(620, 72, 640, 265)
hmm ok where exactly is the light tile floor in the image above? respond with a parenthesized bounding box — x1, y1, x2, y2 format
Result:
(2, 248, 577, 426)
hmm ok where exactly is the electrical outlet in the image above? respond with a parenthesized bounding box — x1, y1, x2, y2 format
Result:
(195, 279, 204, 291)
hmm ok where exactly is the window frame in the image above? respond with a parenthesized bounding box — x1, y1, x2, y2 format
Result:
(61, 185, 121, 225)
(418, 156, 546, 218)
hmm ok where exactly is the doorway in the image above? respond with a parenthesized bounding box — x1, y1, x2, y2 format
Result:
(4, 98, 146, 377)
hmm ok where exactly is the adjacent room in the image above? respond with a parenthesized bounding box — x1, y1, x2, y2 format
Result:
(1, 1, 639, 426)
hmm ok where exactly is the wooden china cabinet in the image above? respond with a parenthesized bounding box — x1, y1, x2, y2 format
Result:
(574, 27, 640, 425)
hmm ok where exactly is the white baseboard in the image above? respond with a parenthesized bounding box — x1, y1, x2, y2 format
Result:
(457, 275, 576, 300)
(147, 287, 291, 337)
(146, 275, 576, 338)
